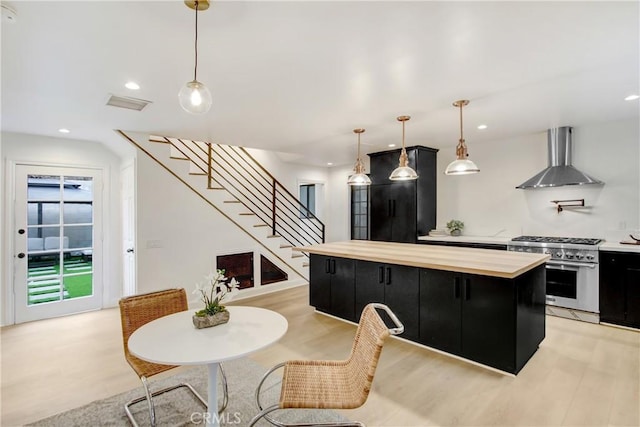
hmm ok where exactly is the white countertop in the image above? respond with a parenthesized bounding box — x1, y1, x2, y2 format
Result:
(418, 235, 512, 245)
(599, 241, 640, 253)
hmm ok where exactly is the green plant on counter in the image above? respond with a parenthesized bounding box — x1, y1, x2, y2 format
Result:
(446, 219, 464, 233)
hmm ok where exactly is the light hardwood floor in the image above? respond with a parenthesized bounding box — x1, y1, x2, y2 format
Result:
(2, 285, 639, 426)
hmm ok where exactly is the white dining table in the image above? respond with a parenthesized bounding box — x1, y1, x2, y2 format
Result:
(128, 305, 288, 427)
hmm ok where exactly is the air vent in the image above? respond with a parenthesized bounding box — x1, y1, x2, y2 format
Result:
(106, 95, 152, 111)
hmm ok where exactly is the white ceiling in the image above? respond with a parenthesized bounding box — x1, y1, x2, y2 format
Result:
(2, 1, 638, 167)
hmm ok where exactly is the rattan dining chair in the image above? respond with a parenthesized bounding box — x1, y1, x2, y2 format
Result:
(119, 288, 229, 427)
(249, 303, 404, 427)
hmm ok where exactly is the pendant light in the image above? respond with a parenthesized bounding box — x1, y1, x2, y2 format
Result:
(347, 128, 371, 186)
(178, 0, 212, 114)
(389, 115, 418, 181)
(445, 100, 480, 175)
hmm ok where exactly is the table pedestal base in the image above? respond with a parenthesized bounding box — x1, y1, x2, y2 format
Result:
(206, 363, 219, 427)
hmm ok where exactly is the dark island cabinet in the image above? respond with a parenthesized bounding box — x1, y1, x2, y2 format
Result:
(600, 251, 640, 329)
(368, 146, 438, 243)
(309, 254, 356, 322)
(420, 267, 545, 374)
(308, 251, 546, 374)
(355, 260, 420, 340)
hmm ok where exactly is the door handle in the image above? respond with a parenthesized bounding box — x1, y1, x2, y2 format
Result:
(325, 258, 330, 273)
(464, 278, 471, 301)
(454, 277, 460, 299)
(378, 266, 384, 283)
(385, 267, 392, 285)
(18, 229, 25, 235)
(126, 248, 134, 253)
(331, 259, 336, 274)
(17, 253, 25, 259)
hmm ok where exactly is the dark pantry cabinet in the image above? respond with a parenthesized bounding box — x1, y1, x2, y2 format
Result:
(600, 251, 640, 328)
(367, 146, 438, 243)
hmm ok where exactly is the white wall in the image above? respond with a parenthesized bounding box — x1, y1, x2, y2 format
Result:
(1, 132, 122, 325)
(435, 118, 640, 241)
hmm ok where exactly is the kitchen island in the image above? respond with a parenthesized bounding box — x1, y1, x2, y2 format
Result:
(294, 240, 549, 374)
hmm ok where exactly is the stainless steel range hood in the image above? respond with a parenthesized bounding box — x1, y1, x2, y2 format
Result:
(516, 127, 604, 189)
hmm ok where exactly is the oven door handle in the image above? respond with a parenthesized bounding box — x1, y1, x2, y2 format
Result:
(546, 260, 597, 269)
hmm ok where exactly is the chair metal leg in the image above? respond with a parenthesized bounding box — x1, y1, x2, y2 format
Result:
(124, 364, 229, 426)
(124, 380, 208, 426)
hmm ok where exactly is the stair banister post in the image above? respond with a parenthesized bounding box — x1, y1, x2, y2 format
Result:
(207, 143, 213, 189)
(271, 180, 277, 237)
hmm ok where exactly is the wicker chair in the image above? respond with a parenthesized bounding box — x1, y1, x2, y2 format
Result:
(119, 288, 229, 427)
(249, 303, 404, 427)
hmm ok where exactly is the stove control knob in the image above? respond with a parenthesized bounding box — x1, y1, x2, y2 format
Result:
(585, 254, 595, 261)
(555, 251, 564, 258)
(565, 251, 574, 259)
(525, 248, 532, 253)
(575, 253, 585, 260)
(544, 249, 552, 255)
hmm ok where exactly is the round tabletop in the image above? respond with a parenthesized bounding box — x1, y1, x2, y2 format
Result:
(128, 306, 288, 365)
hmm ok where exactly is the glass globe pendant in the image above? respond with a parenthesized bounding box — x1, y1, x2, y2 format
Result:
(389, 116, 418, 181)
(347, 128, 372, 186)
(179, 1, 212, 114)
(445, 100, 480, 175)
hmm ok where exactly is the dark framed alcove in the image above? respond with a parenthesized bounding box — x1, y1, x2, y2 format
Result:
(216, 252, 288, 289)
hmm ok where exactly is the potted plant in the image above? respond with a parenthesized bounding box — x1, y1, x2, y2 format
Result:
(446, 219, 464, 236)
(192, 269, 239, 329)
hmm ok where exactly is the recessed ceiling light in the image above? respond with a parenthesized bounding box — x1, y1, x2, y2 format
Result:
(477, 124, 488, 130)
(624, 94, 639, 101)
(58, 128, 70, 134)
(125, 81, 140, 90)
(327, 162, 333, 166)
(388, 144, 396, 148)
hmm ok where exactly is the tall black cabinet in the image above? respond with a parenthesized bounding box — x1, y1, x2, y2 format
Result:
(367, 146, 438, 243)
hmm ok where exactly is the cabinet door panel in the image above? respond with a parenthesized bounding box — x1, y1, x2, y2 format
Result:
(355, 260, 385, 320)
(390, 182, 417, 243)
(309, 255, 331, 311)
(625, 265, 640, 328)
(384, 264, 420, 339)
(369, 185, 392, 241)
(599, 253, 626, 324)
(419, 269, 461, 353)
(330, 258, 356, 322)
(462, 274, 515, 372)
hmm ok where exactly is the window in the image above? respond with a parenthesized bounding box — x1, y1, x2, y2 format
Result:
(351, 186, 369, 240)
(299, 184, 316, 219)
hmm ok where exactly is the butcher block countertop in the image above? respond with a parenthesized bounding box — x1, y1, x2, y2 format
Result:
(294, 240, 549, 279)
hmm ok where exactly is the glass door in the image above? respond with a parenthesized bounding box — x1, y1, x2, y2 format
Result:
(14, 165, 102, 323)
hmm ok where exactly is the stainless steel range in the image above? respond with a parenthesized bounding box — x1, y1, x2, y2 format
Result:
(508, 236, 603, 323)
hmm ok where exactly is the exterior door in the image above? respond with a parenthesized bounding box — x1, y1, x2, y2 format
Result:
(14, 165, 103, 323)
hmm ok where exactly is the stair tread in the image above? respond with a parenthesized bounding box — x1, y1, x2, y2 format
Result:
(169, 156, 190, 161)
(239, 213, 255, 216)
(267, 235, 282, 239)
(253, 224, 268, 227)
(224, 200, 241, 203)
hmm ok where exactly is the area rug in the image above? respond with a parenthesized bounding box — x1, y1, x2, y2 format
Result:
(27, 358, 351, 426)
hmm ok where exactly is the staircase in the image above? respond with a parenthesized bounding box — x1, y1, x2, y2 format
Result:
(118, 131, 325, 280)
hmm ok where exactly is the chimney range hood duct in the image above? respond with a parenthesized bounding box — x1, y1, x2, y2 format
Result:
(516, 127, 604, 189)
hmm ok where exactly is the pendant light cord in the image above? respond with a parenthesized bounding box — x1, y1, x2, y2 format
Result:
(459, 103, 464, 144)
(193, 1, 199, 81)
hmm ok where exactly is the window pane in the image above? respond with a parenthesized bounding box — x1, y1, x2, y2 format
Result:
(27, 253, 63, 305)
(64, 225, 92, 250)
(63, 203, 93, 224)
(28, 202, 61, 225)
(28, 175, 61, 201)
(63, 176, 93, 202)
(63, 272, 93, 300)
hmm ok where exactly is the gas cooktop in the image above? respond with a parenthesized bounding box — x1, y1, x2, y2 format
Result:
(511, 236, 602, 245)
